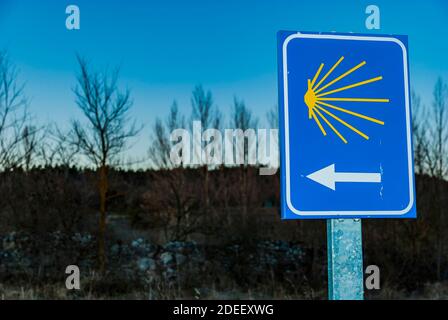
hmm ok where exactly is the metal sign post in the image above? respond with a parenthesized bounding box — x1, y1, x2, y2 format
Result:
(327, 219, 364, 300)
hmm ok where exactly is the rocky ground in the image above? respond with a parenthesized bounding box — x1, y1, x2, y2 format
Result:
(0, 231, 314, 299)
(3, 231, 448, 299)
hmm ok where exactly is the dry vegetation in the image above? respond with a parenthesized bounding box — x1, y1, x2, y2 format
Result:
(0, 50, 448, 299)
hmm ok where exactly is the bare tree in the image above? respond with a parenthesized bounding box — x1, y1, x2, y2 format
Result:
(147, 102, 203, 241)
(426, 77, 448, 280)
(231, 97, 258, 164)
(0, 51, 37, 170)
(265, 105, 280, 209)
(427, 78, 448, 178)
(149, 101, 185, 169)
(232, 97, 258, 131)
(266, 105, 279, 130)
(411, 91, 428, 175)
(69, 56, 140, 273)
(232, 97, 258, 132)
(39, 124, 80, 168)
(190, 85, 220, 215)
(191, 85, 219, 130)
(21, 125, 44, 171)
(230, 97, 258, 219)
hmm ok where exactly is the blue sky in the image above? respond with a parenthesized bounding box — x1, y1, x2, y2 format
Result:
(0, 0, 447, 156)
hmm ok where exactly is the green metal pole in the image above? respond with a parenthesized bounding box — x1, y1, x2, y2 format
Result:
(327, 218, 364, 300)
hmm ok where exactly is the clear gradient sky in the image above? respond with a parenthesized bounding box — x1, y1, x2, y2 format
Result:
(0, 0, 447, 156)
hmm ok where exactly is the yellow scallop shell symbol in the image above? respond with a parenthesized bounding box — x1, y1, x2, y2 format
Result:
(304, 56, 389, 143)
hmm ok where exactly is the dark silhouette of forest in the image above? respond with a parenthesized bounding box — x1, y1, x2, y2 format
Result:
(0, 50, 448, 299)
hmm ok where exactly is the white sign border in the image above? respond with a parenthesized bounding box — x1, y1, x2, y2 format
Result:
(282, 32, 414, 216)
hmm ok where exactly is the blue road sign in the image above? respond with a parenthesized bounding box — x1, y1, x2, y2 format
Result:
(277, 31, 416, 219)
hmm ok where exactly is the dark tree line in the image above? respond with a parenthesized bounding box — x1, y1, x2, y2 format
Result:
(1, 48, 448, 294)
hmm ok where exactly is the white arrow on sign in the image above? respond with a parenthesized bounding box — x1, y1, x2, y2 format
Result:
(306, 164, 381, 191)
